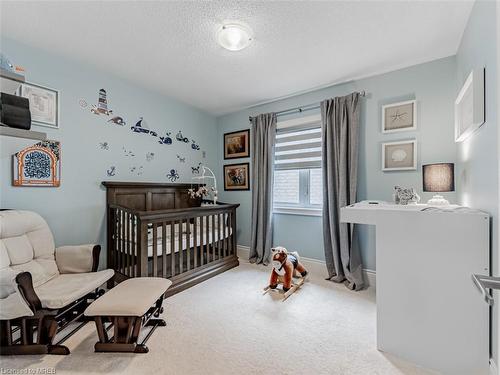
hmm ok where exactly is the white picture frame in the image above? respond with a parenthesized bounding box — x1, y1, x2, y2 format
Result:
(381, 99, 417, 134)
(455, 68, 485, 142)
(17, 82, 60, 129)
(382, 139, 417, 171)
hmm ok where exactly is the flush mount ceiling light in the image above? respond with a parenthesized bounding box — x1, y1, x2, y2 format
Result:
(217, 23, 253, 51)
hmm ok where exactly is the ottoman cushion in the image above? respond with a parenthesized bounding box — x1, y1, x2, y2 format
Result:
(85, 277, 171, 317)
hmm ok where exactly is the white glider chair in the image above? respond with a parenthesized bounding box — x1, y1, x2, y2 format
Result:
(0, 210, 114, 355)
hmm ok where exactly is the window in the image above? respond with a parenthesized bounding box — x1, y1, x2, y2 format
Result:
(273, 115, 322, 215)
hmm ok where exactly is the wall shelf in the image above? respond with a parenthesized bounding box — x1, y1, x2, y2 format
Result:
(0, 126, 47, 141)
(0, 68, 25, 94)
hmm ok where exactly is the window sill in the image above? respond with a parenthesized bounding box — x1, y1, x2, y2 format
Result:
(273, 206, 322, 217)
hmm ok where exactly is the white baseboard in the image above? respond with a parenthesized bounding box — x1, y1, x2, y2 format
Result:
(237, 245, 376, 290)
(490, 358, 498, 375)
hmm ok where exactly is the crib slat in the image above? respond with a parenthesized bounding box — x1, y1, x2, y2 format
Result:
(131, 214, 136, 277)
(152, 223, 158, 277)
(186, 218, 191, 271)
(125, 212, 130, 277)
(162, 222, 167, 278)
(211, 214, 216, 261)
(227, 211, 232, 256)
(178, 220, 183, 274)
(206, 215, 211, 263)
(218, 213, 222, 259)
(170, 221, 175, 277)
(119, 210, 124, 274)
(194, 217, 198, 268)
(200, 216, 205, 266)
(224, 213, 228, 258)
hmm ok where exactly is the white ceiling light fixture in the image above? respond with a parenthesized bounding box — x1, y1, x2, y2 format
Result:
(217, 23, 253, 51)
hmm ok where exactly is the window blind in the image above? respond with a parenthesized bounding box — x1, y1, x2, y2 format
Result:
(274, 125, 322, 170)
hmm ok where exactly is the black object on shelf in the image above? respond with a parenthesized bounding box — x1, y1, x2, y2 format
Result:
(0, 92, 31, 130)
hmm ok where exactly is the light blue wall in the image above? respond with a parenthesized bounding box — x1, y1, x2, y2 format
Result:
(217, 56, 458, 270)
(0, 38, 218, 267)
(455, 0, 498, 364)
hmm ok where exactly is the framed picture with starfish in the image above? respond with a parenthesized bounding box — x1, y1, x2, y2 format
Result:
(382, 99, 417, 134)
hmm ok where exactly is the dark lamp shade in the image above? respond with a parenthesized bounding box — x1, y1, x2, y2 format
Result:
(422, 163, 455, 192)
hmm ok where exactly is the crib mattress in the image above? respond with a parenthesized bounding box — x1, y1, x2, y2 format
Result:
(119, 221, 232, 258)
(145, 224, 232, 257)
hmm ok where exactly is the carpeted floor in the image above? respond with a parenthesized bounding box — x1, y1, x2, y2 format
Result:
(1, 262, 437, 375)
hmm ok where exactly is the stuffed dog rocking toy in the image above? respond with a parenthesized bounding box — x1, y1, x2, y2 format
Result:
(263, 246, 308, 301)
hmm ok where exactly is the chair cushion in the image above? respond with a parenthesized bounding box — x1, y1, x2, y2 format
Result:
(0, 210, 58, 287)
(35, 269, 114, 309)
(85, 277, 171, 317)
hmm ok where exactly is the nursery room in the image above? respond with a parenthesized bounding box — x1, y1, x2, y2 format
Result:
(0, 0, 499, 374)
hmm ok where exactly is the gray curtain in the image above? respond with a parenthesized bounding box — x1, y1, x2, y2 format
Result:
(249, 112, 277, 265)
(321, 93, 364, 290)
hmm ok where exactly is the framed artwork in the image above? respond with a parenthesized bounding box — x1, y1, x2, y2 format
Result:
(224, 129, 250, 159)
(13, 140, 61, 187)
(382, 100, 417, 133)
(455, 68, 485, 142)
(224, 163, 250, 190)
(17, 82, 60, 129)
(382, 139, 417, 171)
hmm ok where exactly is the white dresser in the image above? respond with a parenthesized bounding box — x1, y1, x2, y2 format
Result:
(341, 202, 490, 375)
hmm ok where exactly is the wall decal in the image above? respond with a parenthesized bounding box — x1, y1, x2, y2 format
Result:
(91, 89, 113, 116)
(13, 141, 61, 187)
(79, 99, 88, 108)
(108, 116, 126, 126)
(202, 151, 206, 158)
(99, 142, 109, 150)
(146, 152, 155, 162)
(129, 166, 144, 175)
(166, 169, 179, 182)
(191, 162, 202, 174)
(158, 132, 172, 145)
(177, 154, 186, 163)
(122, 147, 135, 157)
(106, 166, 116, 177)
(176, 130, 189, 143)
(191, 140, 200, 150)
(131, 117, 158, 137)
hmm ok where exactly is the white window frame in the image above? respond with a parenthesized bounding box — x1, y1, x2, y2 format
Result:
(273, 114, 323, 217)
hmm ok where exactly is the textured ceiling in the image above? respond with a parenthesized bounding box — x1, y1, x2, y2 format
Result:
(0, 1, 473, 115)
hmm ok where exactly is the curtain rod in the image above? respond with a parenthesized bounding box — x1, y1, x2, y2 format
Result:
(248, 90, 366, 121)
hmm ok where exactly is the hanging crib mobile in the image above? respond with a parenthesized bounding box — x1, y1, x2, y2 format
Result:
(188, 165, 218, 205)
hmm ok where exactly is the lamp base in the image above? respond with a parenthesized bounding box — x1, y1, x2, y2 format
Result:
(427, 194, 450, 206)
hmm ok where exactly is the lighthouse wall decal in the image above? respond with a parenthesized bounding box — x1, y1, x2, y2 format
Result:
(91, 89, 113, 116)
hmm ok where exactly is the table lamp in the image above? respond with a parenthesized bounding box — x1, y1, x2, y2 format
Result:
(422, 163, 454, 206)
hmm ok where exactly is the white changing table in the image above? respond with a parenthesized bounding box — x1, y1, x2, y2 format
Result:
(341, 202, 490, 375)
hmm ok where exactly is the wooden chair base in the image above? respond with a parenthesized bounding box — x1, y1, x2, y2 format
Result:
(91, 297, 166, 354)
(0, 289, 103, 356)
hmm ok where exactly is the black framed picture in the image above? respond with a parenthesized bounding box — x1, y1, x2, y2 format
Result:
(224, 129, 250, 159)
(223, 163, 250, 191)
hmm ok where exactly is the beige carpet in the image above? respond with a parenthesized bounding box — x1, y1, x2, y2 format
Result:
(1, 263, 437, 375)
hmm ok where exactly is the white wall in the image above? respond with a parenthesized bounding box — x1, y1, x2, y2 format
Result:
(217, 56, 458, 271)
(0, 38, 218, 267)
(455, 0, 498, 367)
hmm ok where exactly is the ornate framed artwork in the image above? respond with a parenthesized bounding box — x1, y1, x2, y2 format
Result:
(223, 163, 250, 190)
(455, 68, 485, 142)
(17, 82, 60, 129)
(382, 100, 417, 133)
(382, 139, 417, 171)
(13, 140, 61, 187)
(224, 129, 250, 159)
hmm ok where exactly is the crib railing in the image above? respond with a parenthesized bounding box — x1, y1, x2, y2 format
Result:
(107, 202, 239, 292)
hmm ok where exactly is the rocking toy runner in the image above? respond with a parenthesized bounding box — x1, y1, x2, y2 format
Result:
(263, 247, 308, 301)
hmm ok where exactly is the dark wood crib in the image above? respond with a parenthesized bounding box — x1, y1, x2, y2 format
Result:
(102, 182, 239, 297)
